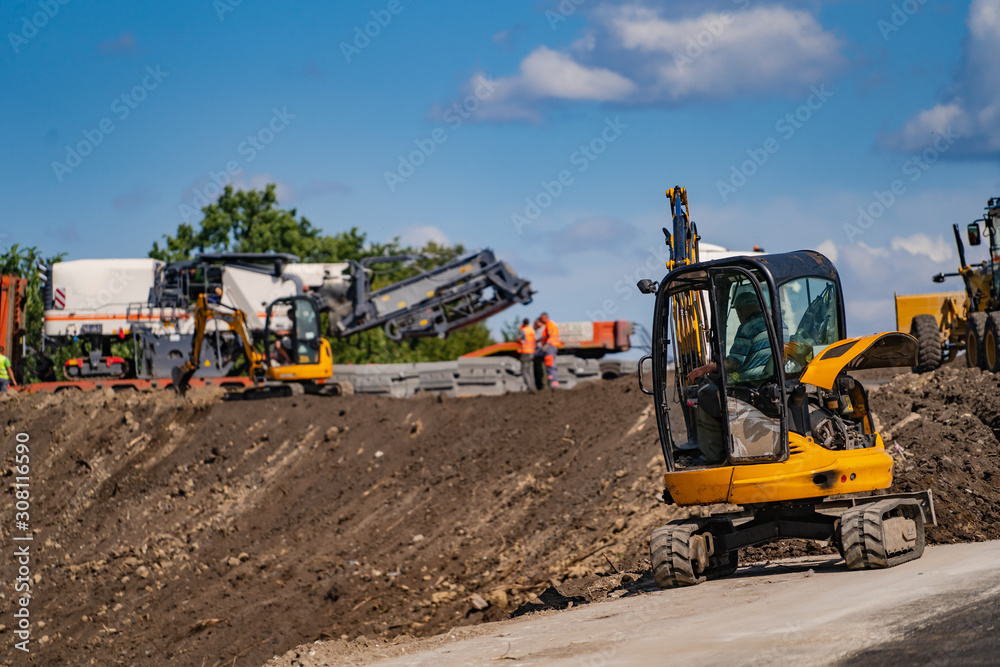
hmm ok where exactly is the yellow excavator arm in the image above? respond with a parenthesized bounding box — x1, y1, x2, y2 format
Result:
(172, 294, 265, 393)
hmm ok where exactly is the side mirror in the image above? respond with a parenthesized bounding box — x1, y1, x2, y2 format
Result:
(637, 279, 658, 294)
(932, 273, 946, 283)
(968, 221, 982, 246)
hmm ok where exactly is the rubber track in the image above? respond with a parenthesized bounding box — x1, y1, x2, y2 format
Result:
(841, 499, 925, 570)
(650, 521, 706, 588)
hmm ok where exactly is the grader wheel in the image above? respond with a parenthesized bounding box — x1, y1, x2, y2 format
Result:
(985, 313, 1000, 372)
(910, 314, 943, 373)
(650, 518, 737, 588)
(967, 312, 989, 370)
(840, 498, 926, 570)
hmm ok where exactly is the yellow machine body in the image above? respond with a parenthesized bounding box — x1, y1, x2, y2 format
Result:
(663, 332, 911, 507)
(265, 338, 332, 382)
(664, 433, 893, 506)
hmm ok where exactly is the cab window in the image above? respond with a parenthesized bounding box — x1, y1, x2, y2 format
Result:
(778, 277, 839, 376)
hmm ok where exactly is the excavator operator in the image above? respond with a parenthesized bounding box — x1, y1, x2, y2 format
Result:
(687, 291, 770, 384)
(684, 290, 773, 463)
(273, 331, 294, 365)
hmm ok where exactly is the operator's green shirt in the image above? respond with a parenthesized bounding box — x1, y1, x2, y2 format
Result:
(0, 354, 11, 380)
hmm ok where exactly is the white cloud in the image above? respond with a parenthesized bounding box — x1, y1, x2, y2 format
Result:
(450, 3, 845, 122)
(813, 239, 838, 262)
(890, 233, 953, 263)
(398, 225, 451, 248)
(518, 47, 637, 101)
(604, 5, 844, 101)
(885, 0, 1000, 155)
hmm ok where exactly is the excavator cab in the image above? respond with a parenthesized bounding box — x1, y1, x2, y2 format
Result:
(657, 253, 849, 468)
(263, 296, 332, 382)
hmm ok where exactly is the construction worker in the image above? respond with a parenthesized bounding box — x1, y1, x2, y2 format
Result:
(0, 351, 16, 393)
(516, 318, 537, 391)
(538, 312, 561, 388)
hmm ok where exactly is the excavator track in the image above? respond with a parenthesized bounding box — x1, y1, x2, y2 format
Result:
(650, 518, 737, 588)
(841, 498, 926, 570)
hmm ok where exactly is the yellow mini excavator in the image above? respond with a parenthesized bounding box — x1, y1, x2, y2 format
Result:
(172, 293, 335, 397)
(636, 186, 935, 587)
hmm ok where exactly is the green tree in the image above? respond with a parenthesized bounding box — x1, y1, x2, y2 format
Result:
(0, 244, 65, 381)
(152, 184, 496, 362)
(500, 316, 522, 343)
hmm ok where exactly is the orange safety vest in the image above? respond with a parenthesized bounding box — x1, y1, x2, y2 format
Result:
(517, 325, 536, 355)
(542, 320, 561, 348)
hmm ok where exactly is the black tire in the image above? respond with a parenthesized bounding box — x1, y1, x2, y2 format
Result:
(967, 312, 989, 370)
(910, 314, 943, 373)
(985, 313, 1000, 373)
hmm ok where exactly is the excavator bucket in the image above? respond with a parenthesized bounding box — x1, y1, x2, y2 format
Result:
(171, 363, 196, 396)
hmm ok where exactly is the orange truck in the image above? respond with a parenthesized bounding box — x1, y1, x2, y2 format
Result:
(1, 275, 28, 383)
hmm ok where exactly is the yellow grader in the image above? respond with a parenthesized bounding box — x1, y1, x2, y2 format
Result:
(895, 196, 1000, 371)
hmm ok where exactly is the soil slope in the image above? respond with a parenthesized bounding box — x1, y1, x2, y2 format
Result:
(1, 366, 997, 665)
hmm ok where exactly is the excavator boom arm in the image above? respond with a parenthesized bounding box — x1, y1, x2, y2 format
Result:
(172, 294, 265, 393)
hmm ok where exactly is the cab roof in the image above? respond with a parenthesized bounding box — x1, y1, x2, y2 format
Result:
(662, 250, 839, 297)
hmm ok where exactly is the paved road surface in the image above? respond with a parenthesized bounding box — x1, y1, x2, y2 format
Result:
(271, 541, 1000, 666)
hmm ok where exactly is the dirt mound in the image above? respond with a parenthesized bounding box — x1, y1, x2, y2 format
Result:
(870, 366, 1000, 543)
(3, 365, 999, 665)
(0, 380, 681, 666)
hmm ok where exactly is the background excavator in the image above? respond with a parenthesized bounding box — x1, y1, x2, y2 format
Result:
(895, 196, 1000, 372)
(172, 293, 335, 397)
(637, 186, 934, 587)
(172, 249, 533, 394)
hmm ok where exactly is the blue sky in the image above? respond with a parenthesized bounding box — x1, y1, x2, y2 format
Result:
(2, 0, 999, 341)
